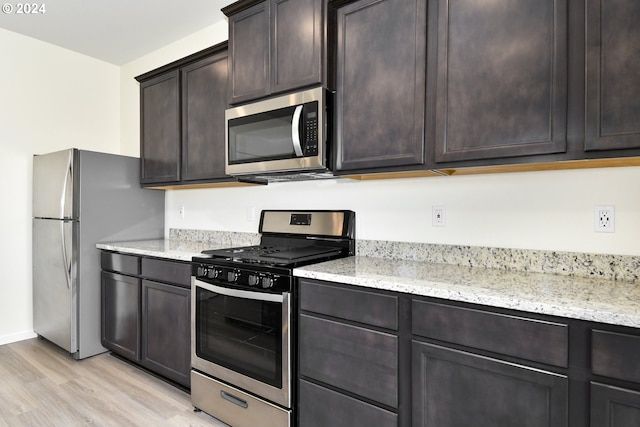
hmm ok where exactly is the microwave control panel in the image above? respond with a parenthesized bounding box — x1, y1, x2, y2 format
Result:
(303, 104, 319, 155)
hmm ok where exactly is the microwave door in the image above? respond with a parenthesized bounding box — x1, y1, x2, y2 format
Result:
(291, 105, 304, 157)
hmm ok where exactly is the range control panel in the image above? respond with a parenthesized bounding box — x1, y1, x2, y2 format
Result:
(193, 263, 292, 293)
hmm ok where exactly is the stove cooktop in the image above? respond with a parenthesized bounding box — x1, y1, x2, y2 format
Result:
(200, 244, 344, 267)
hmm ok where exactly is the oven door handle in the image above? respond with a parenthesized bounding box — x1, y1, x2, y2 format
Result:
(193, 279, 285, 303)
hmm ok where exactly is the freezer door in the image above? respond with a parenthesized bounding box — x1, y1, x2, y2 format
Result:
(33, 218, 77, 353)
(33, 149, 75, 219)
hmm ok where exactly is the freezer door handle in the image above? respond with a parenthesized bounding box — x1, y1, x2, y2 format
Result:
(60, 221, 71, 289)
(61, 150, 73, 219)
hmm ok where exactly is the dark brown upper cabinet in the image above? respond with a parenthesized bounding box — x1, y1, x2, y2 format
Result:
(332, 0, 427, 173)
(224, 0, 327, 105)
(139, 71, 180, 184)
(136, 43, 231, 187)
(585, 0, 640, 153)
(431, 0, 568, 164)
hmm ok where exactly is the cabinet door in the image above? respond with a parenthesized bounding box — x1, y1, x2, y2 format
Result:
(141, 280, 191, 387)
(585, 0, 640, 151)
(433, 0, 568, 163)
(299, 379, 398, 427)
(334, 0, 426, 172)
(140, 71, 180, 184)
(591, 383, 640, 427)
(412, 341, 568, 427)
(101, 271, 140, 361)
(299, 313, 398, 408)
(228, 1, 270, 104)
(271, 0, 324, 95)
(181, 50, 230, 182)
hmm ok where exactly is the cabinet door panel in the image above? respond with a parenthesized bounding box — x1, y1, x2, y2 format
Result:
(592, 383, 640, 427)
(585, 0, 640, 151)
(433, 0, 567, 162)
(300, 279, 398, 330)
(141, 280, 191, 387)
(141, 256, 191, 288)
(412, 299, 568, 367)
(335, 0, 426, 171)
(101, 272, 140, 360)
(181, 51, 229, 181)
(140, 71, 180, 183)
(299, 313, 398, 408)
(299, 379, 397, 427)
(228, 2, 270, 104)
(271, 0, 324, 94)
(412, 341, 568, 427)
(592, 329, 640, 384)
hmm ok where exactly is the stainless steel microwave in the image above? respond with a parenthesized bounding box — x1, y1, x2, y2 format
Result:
(225, 87, 328, 178)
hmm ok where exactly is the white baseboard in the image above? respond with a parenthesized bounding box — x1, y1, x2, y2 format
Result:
(0, 330, 38, 346)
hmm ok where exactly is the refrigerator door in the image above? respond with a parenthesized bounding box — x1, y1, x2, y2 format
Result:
(33, 149, 74, 220)
(33, 217, 77, 353)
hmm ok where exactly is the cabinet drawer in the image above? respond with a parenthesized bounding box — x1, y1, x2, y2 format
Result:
(141, 258, 191, 287)
(592, 330, 640, 384)
(101, 251, 140, 276)
(299, 313, 398, 408)
(299, 279, 398, 330)
(299, 379, 398, 427)
(412, 300, 568, 367)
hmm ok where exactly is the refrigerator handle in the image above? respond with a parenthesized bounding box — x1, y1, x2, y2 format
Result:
(60, 221, 72, 290)
(61, 150, 73, 218)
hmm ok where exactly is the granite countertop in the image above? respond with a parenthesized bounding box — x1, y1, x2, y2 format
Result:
(294, 256, 640, 328)
(96, 239, 214, 261)
(97, 237, 640, 328)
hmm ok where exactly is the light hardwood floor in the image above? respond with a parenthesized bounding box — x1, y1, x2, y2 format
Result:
(0, 338, 227, 427)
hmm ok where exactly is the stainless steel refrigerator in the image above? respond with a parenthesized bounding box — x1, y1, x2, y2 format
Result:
(32, 148, 165, 359)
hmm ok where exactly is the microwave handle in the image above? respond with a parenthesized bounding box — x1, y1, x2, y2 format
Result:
(291, 105, 304, 157)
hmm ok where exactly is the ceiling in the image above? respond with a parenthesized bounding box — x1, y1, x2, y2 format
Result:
(0, 0, 234, 65)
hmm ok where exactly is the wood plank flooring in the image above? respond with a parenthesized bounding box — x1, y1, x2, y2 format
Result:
(0, 338, 227, 426)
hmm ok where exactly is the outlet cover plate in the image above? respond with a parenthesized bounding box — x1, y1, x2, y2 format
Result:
(594, 205, 615, 233)
(432, 206, 446, 227)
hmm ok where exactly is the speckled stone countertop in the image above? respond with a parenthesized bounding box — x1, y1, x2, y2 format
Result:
(294, 257, 640, 328)
(96, 239, 210, 261)
(97, 230, 640, 328)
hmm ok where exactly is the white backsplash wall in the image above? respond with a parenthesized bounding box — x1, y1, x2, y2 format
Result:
(166, 166, 640, 257)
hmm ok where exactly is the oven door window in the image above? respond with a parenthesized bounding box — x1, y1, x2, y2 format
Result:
(195, 286, 282, 388)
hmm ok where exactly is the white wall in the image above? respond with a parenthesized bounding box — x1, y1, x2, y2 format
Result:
(164, 166, 640, 256)
(0, 28, 120, 343)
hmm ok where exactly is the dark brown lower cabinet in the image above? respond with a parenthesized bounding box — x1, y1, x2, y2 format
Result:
(412, 341, 568, 427)
(591, 383, 640, 427)
(101, 272, 140, 361)
(298, 379, 397, 427)
(141, 279, 191, 387)
(100, 251, 191, 388)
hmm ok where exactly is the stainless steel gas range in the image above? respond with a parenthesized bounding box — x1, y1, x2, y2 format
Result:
(191, 210, 356, 427)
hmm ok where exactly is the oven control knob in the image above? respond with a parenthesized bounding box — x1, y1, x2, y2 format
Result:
(248, 274, 260, 286)
(197, 266, 205, 277)
(207, 268, 219, 279)
(261, 276, 274, 289)
(227, 270, 240, 283)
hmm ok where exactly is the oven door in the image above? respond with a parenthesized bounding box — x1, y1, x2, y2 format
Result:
(191, 277, 291, 408)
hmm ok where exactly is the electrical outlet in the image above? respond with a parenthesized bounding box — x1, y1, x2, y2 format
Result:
(594, 205, 614, 233)
(432, 206, 446, 227)
(178, 206, 185, 219)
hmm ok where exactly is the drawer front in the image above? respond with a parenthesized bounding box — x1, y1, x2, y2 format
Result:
(141, 257, 191, 287)
(299, 279, 398, 330)
(412, 299, 568, 367)
(100, 251, 139, 276)
(592, 329, 640, 383)
(299, 379, 398, 427)
(299, 313, 398, 408)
